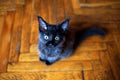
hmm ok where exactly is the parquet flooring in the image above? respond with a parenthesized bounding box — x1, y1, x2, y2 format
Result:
(0, 0, 120, 80)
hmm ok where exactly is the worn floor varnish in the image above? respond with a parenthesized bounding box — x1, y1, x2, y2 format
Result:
(0, 0, 120, 80)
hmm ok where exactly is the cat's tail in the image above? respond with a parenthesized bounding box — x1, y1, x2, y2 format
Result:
(74, 27, 106, 48)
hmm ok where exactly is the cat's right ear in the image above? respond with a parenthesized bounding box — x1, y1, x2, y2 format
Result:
(38, 16, 47, 32)
(60, 18, 70, 31)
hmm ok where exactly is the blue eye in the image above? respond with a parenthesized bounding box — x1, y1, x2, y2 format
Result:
(55, 36, 60, 40)
(44, 35, 49, 40)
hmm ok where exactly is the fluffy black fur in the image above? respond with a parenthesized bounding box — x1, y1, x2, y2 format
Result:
(38, 16, 105, 65)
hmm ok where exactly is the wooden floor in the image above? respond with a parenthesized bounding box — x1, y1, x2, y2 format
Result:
(0, 0, 120, 80)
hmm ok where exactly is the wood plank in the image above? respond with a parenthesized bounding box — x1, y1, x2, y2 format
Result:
(0, 11, 15, 72)
(64, 0, 74, 17)
(0, 11, 7, 16)
(82, 0, 120, 3)
(93, 69, 115, 80)
(30, 0, 41, 44)
(19, 52, 39, 62)
(62, 51, 99, 61)
(80, 2, 120, 9)
(30, 44, 38, 52)
(75, 7, 120, 15)
(48, 0, 57, 24)
(91, 60, 104, 70)
(30, 15, 39, 44)
(80, 61, 93, 70)
(21, 0, 32, 53)
(19, 51, 101, 62)
(84, 70, 95, 80)
(68, 16, 120, 32)
(72, 0, 120, 15)
(8, 61, 83, 72)
(15, 0, 25, 5)
(90, 60, 114, 80)
(40, 0, 49, 21)
(78, 42, 107, 51)
(71, 0, 80, 11)
(8, 60, 92, 72)
(91, 52, 115, 80)
(69, 15, 120, 24)
(79, 0, 86, 3)
(9, 5, 24, 63)
(0, 15, 5, 39)
(106, 43, 120, 80)
(99, 50, 115, 80)
(0, 0, 25, 8)
(0, 71, 82, 80)
(100, 50, 112, 70)
(33, 0, 41, 15)
(55, 0, 65, 23)
(72, 15, 120, 29)
(0, 0, 13, 4)
(0, 4, 16, 11)
(112, 23, 120, 54)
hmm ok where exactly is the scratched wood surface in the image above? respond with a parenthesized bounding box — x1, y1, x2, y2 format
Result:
(0, 0, 120, 80)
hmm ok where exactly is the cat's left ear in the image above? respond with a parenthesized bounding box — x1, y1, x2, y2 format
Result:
(61, 18, 70, 31)
(38, 16, 47, 31)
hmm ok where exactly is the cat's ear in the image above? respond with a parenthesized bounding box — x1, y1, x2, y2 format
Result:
(38, 16, 47, 31)
(61, 18, 70, 31)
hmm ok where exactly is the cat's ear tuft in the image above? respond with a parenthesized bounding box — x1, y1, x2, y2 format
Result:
(38, 16, 47, 31)
(61, 18, 70, 31)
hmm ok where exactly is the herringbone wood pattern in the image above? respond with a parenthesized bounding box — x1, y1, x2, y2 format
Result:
(0, 0, 120, 80)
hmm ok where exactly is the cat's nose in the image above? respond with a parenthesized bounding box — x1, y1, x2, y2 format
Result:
(48, 43, 54, 47)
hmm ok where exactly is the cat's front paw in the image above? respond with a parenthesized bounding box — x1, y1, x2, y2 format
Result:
(45, 61, 53, 65)
(39, 57, 45, 61)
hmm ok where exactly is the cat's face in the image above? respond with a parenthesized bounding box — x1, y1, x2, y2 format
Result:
(38, 16, 70, 47)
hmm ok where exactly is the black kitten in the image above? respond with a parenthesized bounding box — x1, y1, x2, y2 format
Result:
(38, 16, 105, 65)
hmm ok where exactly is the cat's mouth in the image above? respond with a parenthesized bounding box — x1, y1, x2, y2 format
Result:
(46, 42, 57, 47)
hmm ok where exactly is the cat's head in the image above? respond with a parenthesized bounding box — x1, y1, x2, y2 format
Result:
(38, 16, 70, 47)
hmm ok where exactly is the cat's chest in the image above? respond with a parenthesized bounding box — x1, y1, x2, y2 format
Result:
(39, 44, 62, 56)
